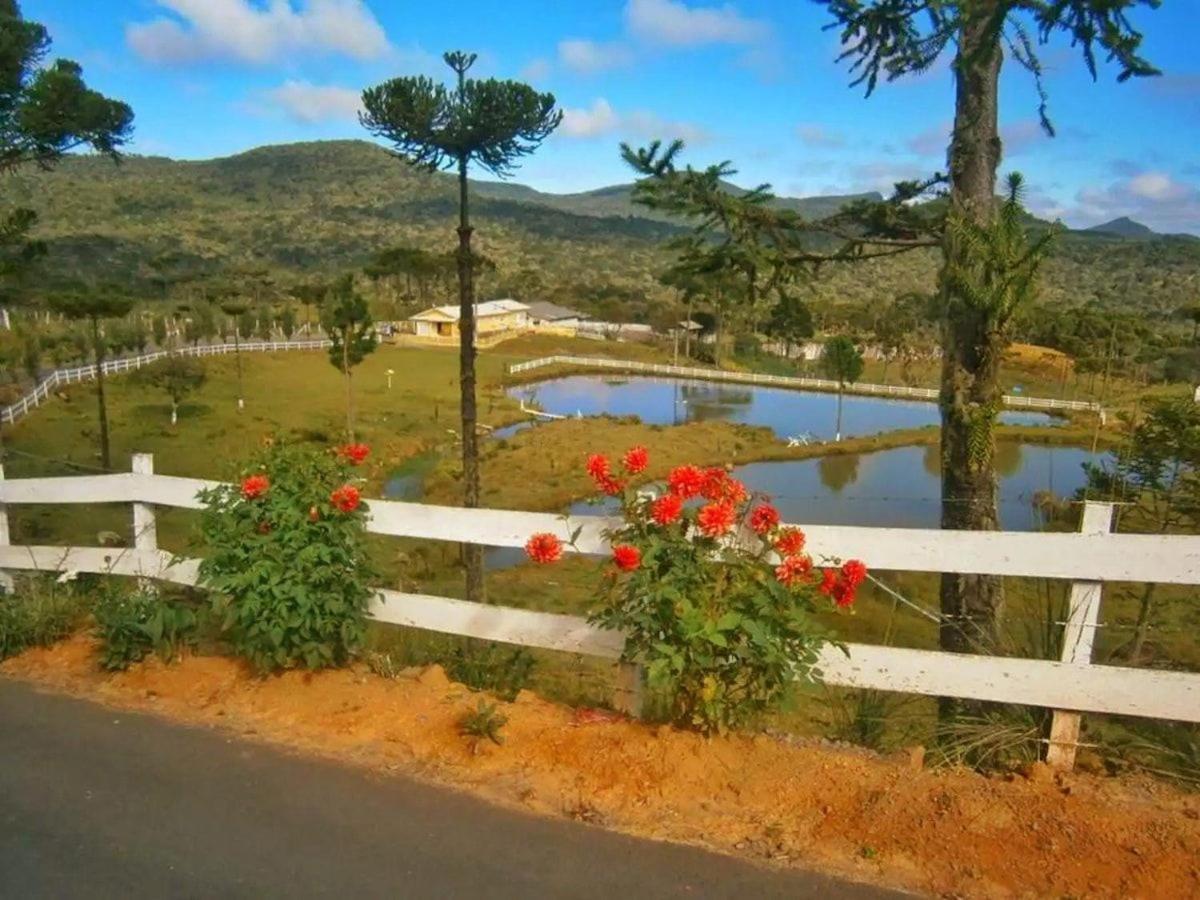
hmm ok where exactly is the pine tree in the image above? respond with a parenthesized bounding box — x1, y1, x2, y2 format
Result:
(361, 51, 561, 605)
(321, 275, 377, 441)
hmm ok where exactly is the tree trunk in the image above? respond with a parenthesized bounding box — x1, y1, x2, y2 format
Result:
(835, 385, 844, 442)
(938, 7, 1005, 664)
(92, 317, 112, 471)
(343, 339, 355, 441)
(457, 154, 486, 605)
(1126, 582, 1157, 662)
(170, 400, 178, 426)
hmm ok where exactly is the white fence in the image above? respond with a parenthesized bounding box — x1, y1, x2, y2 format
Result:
(1, 340, 332, 426)
(509, 356, 1103, 416)
(2, 455, 1197, 769)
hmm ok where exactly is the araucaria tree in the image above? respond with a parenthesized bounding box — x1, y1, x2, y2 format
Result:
(218, 299, 249, 411)
(818, 0, 1160, 657)
(50, 290, 134, 469)
(321, 275, 377, 440)
(139, 355, 206, 425)
(821, 335, 864, 442)
(361, 51, 561, 604)
(0, 1, 133, 301)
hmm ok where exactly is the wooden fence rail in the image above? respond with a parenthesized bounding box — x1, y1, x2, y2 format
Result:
(2, 456, 1197, 768)
(509, 355, 1104, 416)
(1, 340, 332, 426)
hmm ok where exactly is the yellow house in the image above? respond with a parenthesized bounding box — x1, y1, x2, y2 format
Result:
(408, 299, 530, 339)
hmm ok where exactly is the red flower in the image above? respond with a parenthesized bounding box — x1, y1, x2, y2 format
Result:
(256, 521, 272, 535)
(525, 532, 563, 564)
(841, 559, 868, 589)
(749, 503, 780, 535)
(650, 493, 683, 526)
(612, 544, 642, 572)
(241, 474, 269, 500)
(818, 569, 838, 596)
(774, 527, 806, 557)
(775, 554, 812, 586)
(338, 443, 370, 465)
(598, 474, 626, 496)
(330, 484, 361, 513)
(697, 501, 736, 537)
(832, 581, 858, 609)
(622, 445, 649, 475)
(667, 465, 705, 498)
(700, 467, 748, 504)
(585, 453, 611, 482)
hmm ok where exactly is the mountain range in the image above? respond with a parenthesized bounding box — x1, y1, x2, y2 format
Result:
(6, 140, 1198, 319)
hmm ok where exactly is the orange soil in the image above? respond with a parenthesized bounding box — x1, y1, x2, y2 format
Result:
(4, 636, 1198, 899)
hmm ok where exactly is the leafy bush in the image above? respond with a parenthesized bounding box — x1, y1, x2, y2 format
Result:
(0, 576, 88, 661)
(197, 440, 375, 673)
(94, 588, 198, 672)
(527, 447, 865, 734)
(446, 642, 536, 701)
(458, 699, 508, 748)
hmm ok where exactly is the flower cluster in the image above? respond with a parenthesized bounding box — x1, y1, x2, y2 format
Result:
(241, 474, 269, 500)
(585, 445, 649, 496)
(525, 532, 563, 564)
(338, 443, 370, 465)
(817, 559, 868, 608)
(330, 484, 361, 513)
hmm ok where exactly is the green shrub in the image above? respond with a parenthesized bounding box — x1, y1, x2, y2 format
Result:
(94, 588, 198, 672)
(458, 699, 508, 747)
(197, 440, 375, 673)
(0, 576, 88, 660)
(530, 448, 865, 734)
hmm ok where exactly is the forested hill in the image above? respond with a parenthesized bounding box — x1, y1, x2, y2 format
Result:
(7, 139, 1200, 319)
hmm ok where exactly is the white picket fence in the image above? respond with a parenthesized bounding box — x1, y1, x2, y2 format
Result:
(1, 340, 332, 426)
(509, 355, 1103, 415)
(2, 455, 1197, 769)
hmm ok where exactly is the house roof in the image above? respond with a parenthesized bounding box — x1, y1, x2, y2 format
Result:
(409, 298, 529, 322)
(526, 300, 588, 321)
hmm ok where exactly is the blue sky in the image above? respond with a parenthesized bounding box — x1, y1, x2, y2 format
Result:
(27, 0, 1200, 233)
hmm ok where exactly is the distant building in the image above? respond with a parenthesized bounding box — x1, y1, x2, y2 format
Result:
(525, 301, 590, 330)
(408, 299, 529, 339)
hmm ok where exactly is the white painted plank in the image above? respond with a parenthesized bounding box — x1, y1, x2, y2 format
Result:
(0, 545, 200, 585)
(370, 588, 624, 658)
(817, 643, 1200, 724)
(0, 474, 138, 505)
(366, 499, 616, 553)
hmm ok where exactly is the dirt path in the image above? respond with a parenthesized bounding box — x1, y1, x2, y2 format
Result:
(4, 636, 1198, 898)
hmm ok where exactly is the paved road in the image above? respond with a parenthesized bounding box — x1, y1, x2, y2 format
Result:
(0, 680, 903, 899)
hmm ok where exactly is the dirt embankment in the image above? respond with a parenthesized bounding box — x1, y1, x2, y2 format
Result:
(4, 636, 1198, 899)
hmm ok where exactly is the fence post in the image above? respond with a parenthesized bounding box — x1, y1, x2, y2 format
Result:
(0, 463, 11, 593)
(1045, 500, 1114, 770)
(131, 453, 158, 589)
(613, 660, 644, 718)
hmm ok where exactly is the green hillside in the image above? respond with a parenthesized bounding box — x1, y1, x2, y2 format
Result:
(6, 139, 1199, 322)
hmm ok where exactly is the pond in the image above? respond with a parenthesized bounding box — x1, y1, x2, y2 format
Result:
(480, 442, 1099, 570)
(501, 375, 1056, 442)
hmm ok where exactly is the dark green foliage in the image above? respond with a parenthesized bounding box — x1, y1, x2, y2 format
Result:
(457, 699, 508, 747)
(0, 575, 87, 660)
(94, 588, 198, 672)
(446, 642, 536, 702)
(360, 52, 561, 177)
(321, 274, 376, 438)
(821, 335, 864, 385)
(196, 441, 375, 673)
(135, 354, 206, 424)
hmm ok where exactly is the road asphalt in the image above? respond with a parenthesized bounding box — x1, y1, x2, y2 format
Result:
(0, 679, 906, 899)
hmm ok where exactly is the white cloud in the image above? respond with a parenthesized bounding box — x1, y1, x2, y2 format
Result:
(1067, 170, 1200, 233)
(561, 99, 621, 138)
(520, 57, 552, 82)
(560, 97, 709, 143)
(257, 80, 362, 124)
(558, 39, 633, 74)
(796, 123, 845, 149)
(127, 0, 390, 65)
(624, 0, 769, 47)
